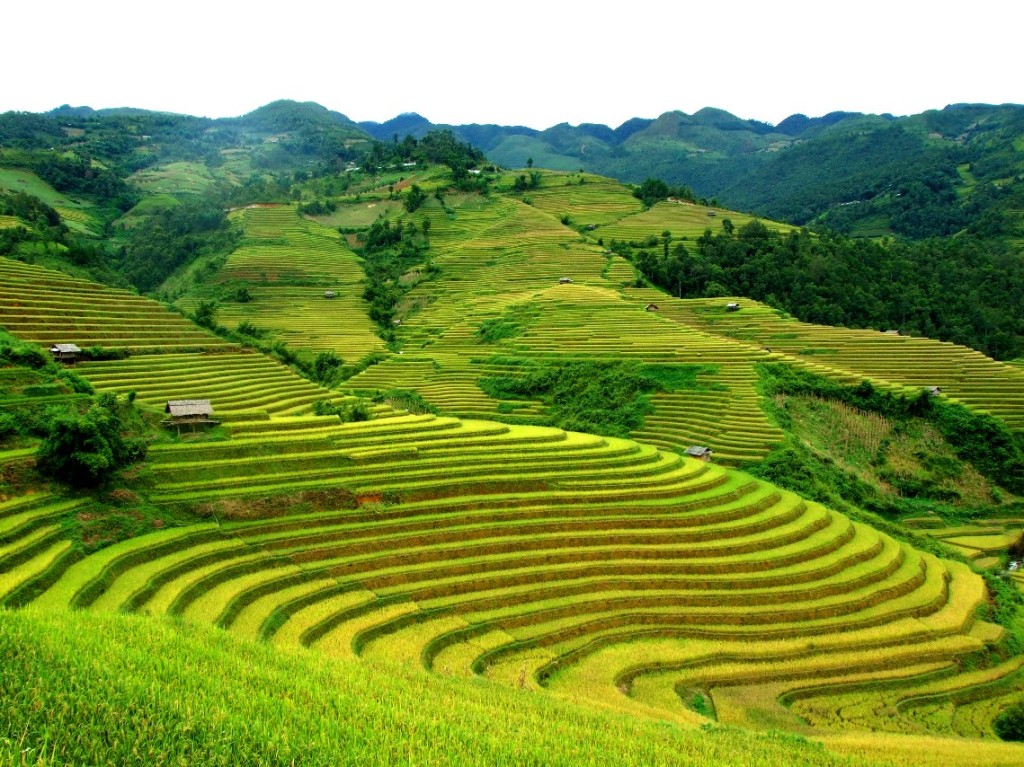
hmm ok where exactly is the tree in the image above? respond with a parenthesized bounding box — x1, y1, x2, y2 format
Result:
(633, 178, 670, 208)
(526, 157, 534, 169)
(404, 184, 427, 213)
(35, 396, 146, 488)
(191, 301, 218, 330)
(313, 351, 343, 385)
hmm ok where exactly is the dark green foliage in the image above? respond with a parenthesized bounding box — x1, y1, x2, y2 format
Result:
(640, 364, 720, 392)
(121, 197, 239, 292)
(0, 335, 49, 369)
(0, 413, 19, 443)
(1, 149, 138, 210)
(1010, 532, 1024, 560)
(477, 317, 523, 343)
(758, 363, 1024, 494)
(994, 701, 1024, 741)
(312, 399, 372, 422)
(374, 389, 438, 415)
(54, 368, 94, 395)
(297, 199, 338, 216)
(617, 224, 1024, 360)
(479, 361, 658, 438)
(79, 346, 131, 362)
(358, 218, 430, 337)
(312, 351, 344, 386)
(404, 184, 427, 213)
(190, 300, 218, 330)
(35, 395, 147, 488)
(632, 178, 696, 208)
(0, 190, 63, 230)
(235, 321, 268, 339)
(980, 571, 1024, 655)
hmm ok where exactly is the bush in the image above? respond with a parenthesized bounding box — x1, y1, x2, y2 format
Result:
(80, 346, 130, 362)
(479, 361, 657, 438)
(313, 351, 344, 386)
(994, 701, 1024, 741)
(35, 396, 146, 488)
(191, 301, 218, 330)
(0, 412, 20, 443)
(0, 338, 49, 369)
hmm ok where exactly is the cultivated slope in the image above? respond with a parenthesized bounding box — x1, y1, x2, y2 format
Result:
(1, 257, 1019, 744)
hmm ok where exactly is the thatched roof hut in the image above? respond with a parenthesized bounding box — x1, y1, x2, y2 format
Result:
(49, 343, 81, 363)
(684, 445, 713, 461)
(164, 400, 218, 431)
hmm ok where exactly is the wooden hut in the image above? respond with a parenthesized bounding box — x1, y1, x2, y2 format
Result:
(926, 386, 942, 397)
(882, 329, 901, 336)
(559, 276, 574, 284)
(49, 343, 81, 364)
(725, 302, 740, 312)
(645, 303, 660, 312)
(324, 291, 337, 299)
(164, 400, 219, 433)
(684, 446, 713, 462)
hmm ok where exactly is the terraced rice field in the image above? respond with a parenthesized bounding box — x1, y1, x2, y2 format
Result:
(129, 162, 216, 196)
(177, 205, 385, 361)
(650, 294, 1024, 432)
(339, 192, 784, 464)
(595, 199, 796, 243)
(0, 493, 90, 608)
(0, 257, 234, 352)
(517, 173, 643, 226)
(2, 400, 1000, 734)
(903, 517, 1024, 572)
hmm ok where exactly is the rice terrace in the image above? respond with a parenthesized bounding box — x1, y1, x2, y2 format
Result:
(1, 100, 1024, 766)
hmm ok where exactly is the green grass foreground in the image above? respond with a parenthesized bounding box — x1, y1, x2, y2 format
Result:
(0, 608, 882, 767)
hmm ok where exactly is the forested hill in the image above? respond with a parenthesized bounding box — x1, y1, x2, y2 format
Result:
(1, 99, 1023, 358)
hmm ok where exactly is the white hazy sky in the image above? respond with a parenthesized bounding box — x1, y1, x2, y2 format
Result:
(5, 0, 1021, 129)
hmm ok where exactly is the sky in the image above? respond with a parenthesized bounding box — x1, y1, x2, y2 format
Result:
(5, 0, 1021, 130)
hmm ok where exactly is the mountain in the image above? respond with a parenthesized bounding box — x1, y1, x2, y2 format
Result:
(360, 103, 1024, 240)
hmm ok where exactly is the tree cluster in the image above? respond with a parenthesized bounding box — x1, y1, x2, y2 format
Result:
(616, 221, 1024, 360)
(35, 393, 147, 488)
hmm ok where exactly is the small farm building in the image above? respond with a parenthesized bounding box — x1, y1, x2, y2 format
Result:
(707, 210, 717, 217)
(882, 329, 901, 336)
(559, 276, 574, 284)
(49, 343, 81, 363)
(725, 302, 740, 312)
(926, 386, 942, 396)
(164, 400, 219, 432)
(324, 291, 336, 299)
(684, 446, 713, 462)
(645, 303, 660, 312)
